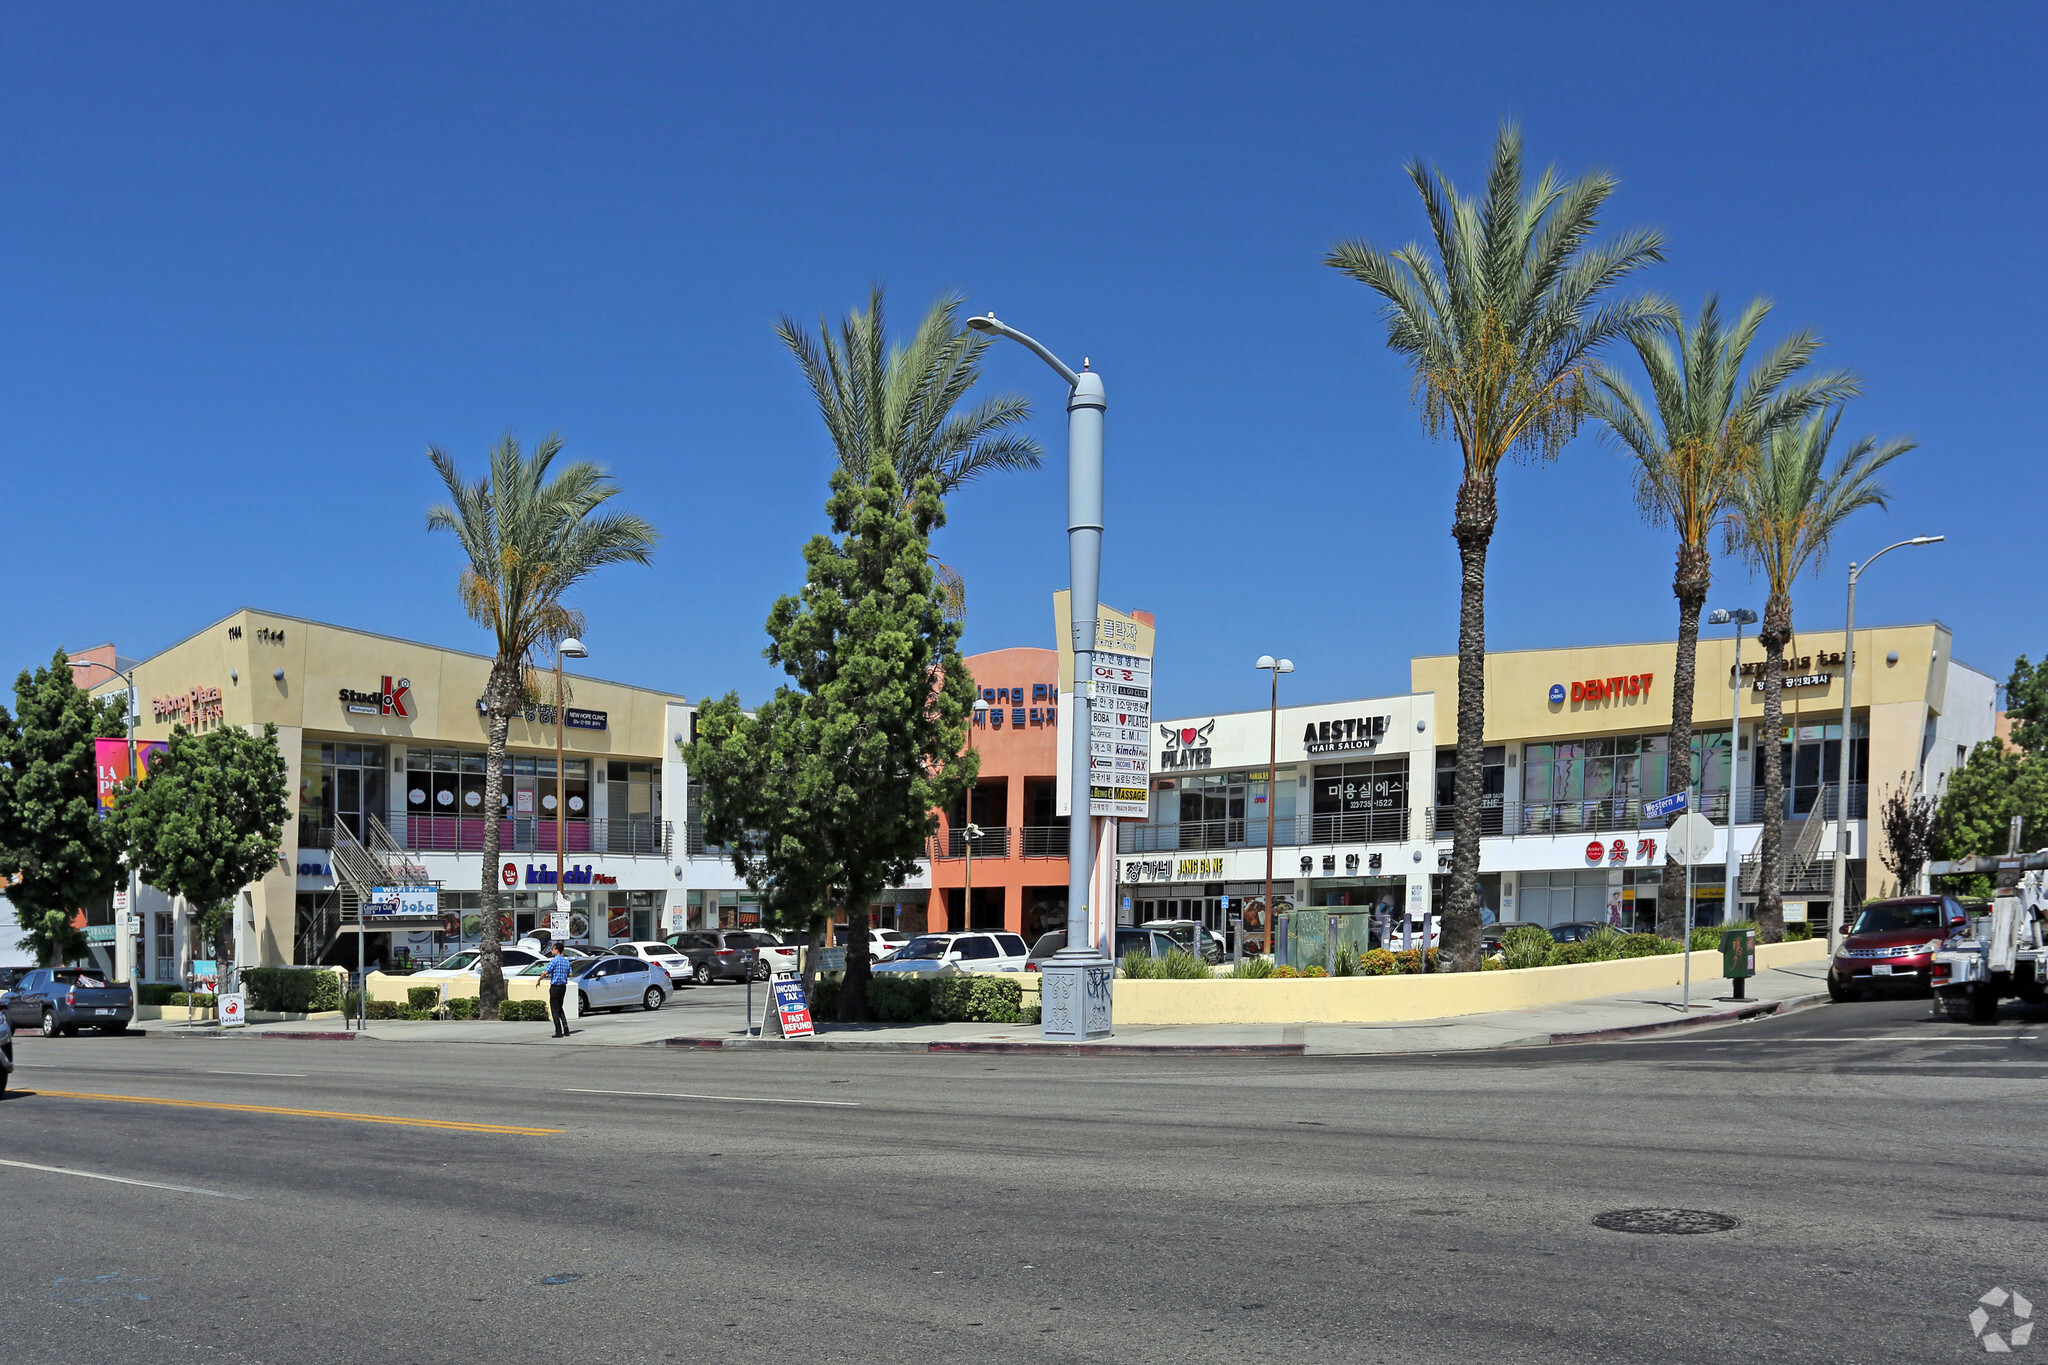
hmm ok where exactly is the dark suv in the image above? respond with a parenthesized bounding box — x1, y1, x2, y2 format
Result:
(667, 930, 761, 984)
(1828, 895, 1972, 1001)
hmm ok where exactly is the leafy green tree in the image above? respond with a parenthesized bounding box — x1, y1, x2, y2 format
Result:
(1325, 124, 1670, 969)
(427, 434, 658, 1017)
(1727, 409, 1909, 939)
(1933, 741, 2048, 897)
(1587, 298, 1856, 932)
(2003, 655, 2048, 756)
(109, 723, 291, 969)
(0, 650, 128, 965)
(689, 455, 975, 1021)
(777, 287, 1041, 619)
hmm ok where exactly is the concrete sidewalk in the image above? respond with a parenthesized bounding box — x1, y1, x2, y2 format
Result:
(128, 960, 1832, 1055)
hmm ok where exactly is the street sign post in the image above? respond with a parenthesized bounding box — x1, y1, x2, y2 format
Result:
(1668, 812, 1718, 1010)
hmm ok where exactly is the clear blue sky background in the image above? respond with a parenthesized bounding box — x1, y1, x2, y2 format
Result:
(5, 3, 2041, 718)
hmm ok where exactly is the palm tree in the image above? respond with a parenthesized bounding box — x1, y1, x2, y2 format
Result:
(427, 434, 658, 1017)
(776, 286, 1041, 619)
(1326, 124, 1671, 970)
(1727, 410, 1911, 941)
(1587, 297, 1857, 934)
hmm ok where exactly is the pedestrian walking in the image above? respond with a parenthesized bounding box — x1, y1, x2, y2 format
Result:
(545, 942, 574, 1037)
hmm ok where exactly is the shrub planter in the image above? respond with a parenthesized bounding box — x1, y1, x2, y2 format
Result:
(1112, 940, 1827, 1026)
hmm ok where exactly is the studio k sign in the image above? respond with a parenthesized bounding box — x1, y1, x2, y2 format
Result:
(341, 676, 411, 718)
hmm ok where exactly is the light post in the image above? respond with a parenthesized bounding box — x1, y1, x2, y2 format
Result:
(966, 310, 1112, 1038)
(70, 657, 142, 986)
(1253, 656, 1293, 962)
(554, 637, 587, 942)
(963, 698, 990, 932)
(1830, 536, 1942, 954)
(1708, 608, 1757, 924)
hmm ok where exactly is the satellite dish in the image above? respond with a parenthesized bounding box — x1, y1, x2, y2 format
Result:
(1668, 812, 1717, 864)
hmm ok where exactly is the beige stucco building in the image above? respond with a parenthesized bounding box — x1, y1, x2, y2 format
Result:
(84, 607, 782, 981)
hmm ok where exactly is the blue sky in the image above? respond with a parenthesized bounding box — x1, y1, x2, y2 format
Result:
(4, 3, 2041, 718)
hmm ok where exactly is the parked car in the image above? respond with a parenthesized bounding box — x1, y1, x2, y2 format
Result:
(1026, 927, 1182, 970)
(870, 929, 910, 961)
(667, 930, 760, 984)
(411, 947, 548, 981)
(874, 932, 1030, 974)
(0, 1011, 12, 1096)
(606, 940, 695, 985)
(2, 968, 134, 1036)
(742, 930, 803, 980)
(513, 954, 669, 1012)
(1548, 921, 1609, 945)
(1137, 919, 1227, 964)
(1829, 895, 1972, 1001)
(0, 965, 30, 1010)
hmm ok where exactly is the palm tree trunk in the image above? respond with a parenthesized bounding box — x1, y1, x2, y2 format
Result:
(477, 656, 520, 1019)
(1658, 541, 1711, 938)
(1755, 597, 1792, 942)
(1444, 475, 1496, 973)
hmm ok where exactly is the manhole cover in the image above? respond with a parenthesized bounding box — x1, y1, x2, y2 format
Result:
(1592, 1208, 1739, 1235)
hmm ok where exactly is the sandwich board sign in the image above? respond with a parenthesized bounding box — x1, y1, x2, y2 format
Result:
(763, 975, 815, 1039)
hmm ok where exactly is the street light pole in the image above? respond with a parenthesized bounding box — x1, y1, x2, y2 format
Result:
(71, 657, 141, 986)
(1254, 656, 1293, 961)
(967, 311, 1111, 1038)
(1708, 609, 1757, 924)
(1830, 537, 1942, 955)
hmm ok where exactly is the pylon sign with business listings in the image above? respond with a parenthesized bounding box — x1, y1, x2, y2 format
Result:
(1053, 592, 1155, 819)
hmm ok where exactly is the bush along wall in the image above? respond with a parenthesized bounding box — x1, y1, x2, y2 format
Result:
(242, 967, 345, 1013)
(796, 974, 1023, 1025)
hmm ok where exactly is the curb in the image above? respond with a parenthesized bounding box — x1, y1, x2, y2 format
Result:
(659, 1035, 1306, 1056)
(1540, 991, 1831, 1046)
(126, 1028, 360, 1042)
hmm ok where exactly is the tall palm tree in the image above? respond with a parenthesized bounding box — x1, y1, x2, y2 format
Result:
(1587, 297, 1857, 933)
(427, 434, 658, 1017)
(1326, 124, 1671, 970)
(1727, 410, 1910, 941)
(776, 286, 1041, 619)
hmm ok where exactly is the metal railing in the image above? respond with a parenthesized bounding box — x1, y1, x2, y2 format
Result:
(1417, 784, 1869, 840)
(301, 816, 672, 858)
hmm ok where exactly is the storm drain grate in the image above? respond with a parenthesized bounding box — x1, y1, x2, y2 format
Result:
(1592, 1208, 1739, 1235)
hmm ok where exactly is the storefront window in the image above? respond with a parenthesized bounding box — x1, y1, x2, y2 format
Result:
(1522, 730, 1727, 830)
(1518, 869, 1659, 931)
(1757, 720, 1867, 818)
(1312, 759, 1409, 843)
(1433, 748, 1505, 832)
(300, 742, 389, 842)
(608, 761, 662, 854)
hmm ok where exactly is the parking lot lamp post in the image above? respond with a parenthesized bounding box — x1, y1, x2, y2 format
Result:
(965, 311, 1111, 1037)
(963, 698, 990, 931)
(554, 638, 587, 941)
(1829, 537, 1941, 955)
(69, 657, 141, 985)
(1707, 609, 1757, 921)
(1254, 656, 1293, 960)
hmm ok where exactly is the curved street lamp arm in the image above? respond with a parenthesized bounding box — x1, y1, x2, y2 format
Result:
(969, 314, 1080, 388)
(1850, 535, 1944, 584)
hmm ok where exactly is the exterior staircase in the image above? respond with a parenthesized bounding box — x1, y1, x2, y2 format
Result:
(1740, 784, 1836, 895)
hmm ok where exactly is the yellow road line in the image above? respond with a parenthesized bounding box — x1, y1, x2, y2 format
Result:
(25, 1089, 561, 1135)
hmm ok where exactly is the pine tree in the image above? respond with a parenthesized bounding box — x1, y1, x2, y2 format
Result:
(0, 650, 128, 964)
(689, 455, 975, 1021)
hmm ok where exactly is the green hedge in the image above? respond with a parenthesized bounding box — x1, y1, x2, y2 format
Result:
(167, 991, 217, 1007)
(242, 967, 344, 1013)
(136, 984, 180, 1006)
(407, 985, 440, 1010)
(801, 974, 1024, 1024)
(498, 999, 549, 1021)
(446, 996, 480, 1020)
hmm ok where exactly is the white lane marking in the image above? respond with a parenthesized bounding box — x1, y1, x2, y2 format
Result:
(203, 1070, 308, 1077)
(0, 1156, 250, 1199)
(564, 1087, 859, 1107)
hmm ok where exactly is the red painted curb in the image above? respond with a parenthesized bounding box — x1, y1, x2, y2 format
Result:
(660, 1038, 728, 1049)
(928, 1041, 1306, 1057)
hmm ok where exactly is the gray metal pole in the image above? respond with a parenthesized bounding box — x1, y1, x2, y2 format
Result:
(1831, 567, 1857, 958)
(1726, 621, 1742, 923)
(1063, 369, 1105, 961)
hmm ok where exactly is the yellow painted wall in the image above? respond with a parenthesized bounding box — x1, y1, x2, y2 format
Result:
(1111, 939, 1826, 1025)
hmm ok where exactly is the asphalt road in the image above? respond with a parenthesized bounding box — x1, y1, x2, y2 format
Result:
(3, 995, 2044, 1364)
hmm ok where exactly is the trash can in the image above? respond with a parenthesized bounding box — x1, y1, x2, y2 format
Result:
(1720, 927, 1757, 998)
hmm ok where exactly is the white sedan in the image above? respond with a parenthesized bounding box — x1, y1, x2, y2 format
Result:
(410, 947, 547, 980)
(605, 940, 696, 985)
(871, 932, 1031, 974)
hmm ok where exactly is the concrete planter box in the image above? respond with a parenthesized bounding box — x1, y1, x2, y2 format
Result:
(1113, 939, 1826, 1026)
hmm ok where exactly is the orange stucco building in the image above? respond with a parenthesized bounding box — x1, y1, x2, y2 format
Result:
(928, 647, 1071, 943)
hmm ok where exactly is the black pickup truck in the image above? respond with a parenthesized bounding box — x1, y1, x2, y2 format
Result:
(2, 967, 134, 1036)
